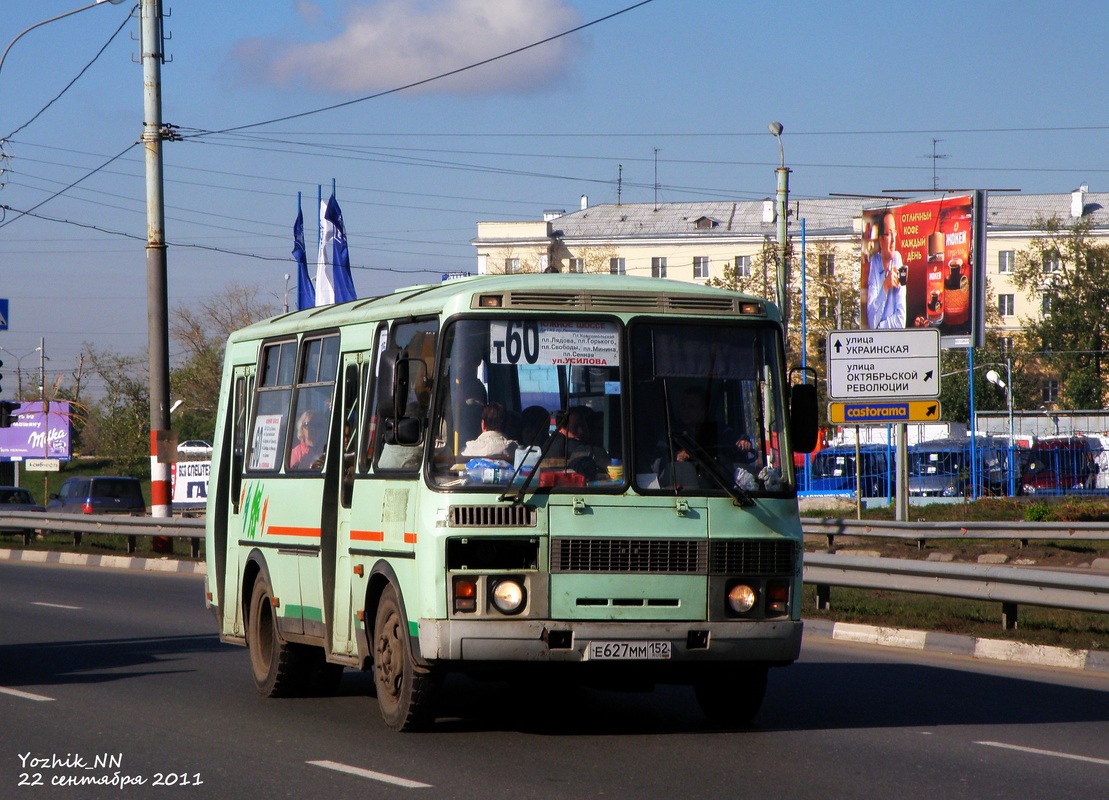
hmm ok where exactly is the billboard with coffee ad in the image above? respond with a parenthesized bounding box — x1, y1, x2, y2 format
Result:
(859, 191, 985, 348)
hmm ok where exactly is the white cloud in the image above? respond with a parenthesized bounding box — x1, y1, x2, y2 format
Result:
(233, 0, 583, 95)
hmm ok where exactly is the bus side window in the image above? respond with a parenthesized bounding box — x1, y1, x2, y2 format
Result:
(341, 362, 360, 507)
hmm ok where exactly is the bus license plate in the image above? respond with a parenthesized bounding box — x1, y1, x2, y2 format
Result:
(586, 641, 672, 660)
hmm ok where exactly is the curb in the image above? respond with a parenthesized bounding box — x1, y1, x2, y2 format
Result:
(803, 618, 1109, 675)
(0, 548, 205, 575)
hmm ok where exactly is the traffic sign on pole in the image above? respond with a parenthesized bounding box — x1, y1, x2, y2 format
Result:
(826, 328, 941, 401)
(0, 298, 8, 330)
(828, 400, 942, 424)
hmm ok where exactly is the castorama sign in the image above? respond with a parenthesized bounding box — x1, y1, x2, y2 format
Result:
(0, 401, 72, 460)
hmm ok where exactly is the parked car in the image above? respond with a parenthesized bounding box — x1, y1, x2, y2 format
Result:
(806, 444, 894, 498)
(46, 476, 146, 515)
(908, 436, 1011, 498)
(1020, 436, 1096, 496)
(176, 440, 213, 458)
(0, 485, 46, 536)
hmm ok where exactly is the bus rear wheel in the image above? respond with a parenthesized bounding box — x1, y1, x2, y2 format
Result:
(693, 664, 768, 726)
(247, 576, 309, 697)
(373, 585, 437, 731)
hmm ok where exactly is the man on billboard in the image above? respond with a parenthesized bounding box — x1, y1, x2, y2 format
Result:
(861, 211, 906, 329)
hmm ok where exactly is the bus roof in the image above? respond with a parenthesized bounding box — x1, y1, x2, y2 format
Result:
(229, 273, 779, 343)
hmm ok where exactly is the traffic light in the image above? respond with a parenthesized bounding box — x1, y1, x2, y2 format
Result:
(0, 401, 17, 428)
(0, 357, 4, 395)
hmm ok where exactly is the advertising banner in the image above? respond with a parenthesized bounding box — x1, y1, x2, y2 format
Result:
(859, 192, 985, 347)
(0, 401, 72, 460)
(172, 460, 210, 505)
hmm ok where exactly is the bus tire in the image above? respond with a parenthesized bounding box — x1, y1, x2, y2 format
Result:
(373, 584, 437, 731)
(693, 664, 768, 726)
(247, 576, 308, 698)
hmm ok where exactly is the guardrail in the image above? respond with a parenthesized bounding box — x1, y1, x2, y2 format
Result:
(0, 510, 204, 558)
(802, 517, 1109, 549)
(3, 511, 1107, 630)
(804, 552, 1109, 630)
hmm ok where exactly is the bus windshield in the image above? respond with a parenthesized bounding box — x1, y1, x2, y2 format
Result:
(428, 317, 791, 495)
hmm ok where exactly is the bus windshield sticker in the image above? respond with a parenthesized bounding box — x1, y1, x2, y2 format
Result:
(249, 414, 284, 470)
(488, 321, 619, 367)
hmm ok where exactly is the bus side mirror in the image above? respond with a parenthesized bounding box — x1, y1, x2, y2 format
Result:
(375, 349, 409, 419)
(789, 382, 819, 454)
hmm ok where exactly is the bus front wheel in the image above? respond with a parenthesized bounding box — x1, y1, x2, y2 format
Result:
(693, 664, 768, 726)
(247, 576, 309, 697)
(373, 585, 437, 731)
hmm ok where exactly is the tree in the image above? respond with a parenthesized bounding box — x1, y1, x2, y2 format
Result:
(170, 283, 278, 440)
(82, 347, 150, 477)
(1009, 214, 1109, 410)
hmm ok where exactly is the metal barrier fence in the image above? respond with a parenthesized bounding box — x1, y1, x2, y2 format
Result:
(0, 510, 204, 558)
(800, 435, 1108, 500)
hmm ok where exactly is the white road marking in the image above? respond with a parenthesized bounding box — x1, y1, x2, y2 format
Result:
(308, 760, 431, 788)
(31, 602, 82, 610)
(976, 741, 1109, 766)
(0, 686, 55, 702)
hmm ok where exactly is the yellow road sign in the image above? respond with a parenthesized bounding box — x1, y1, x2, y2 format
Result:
(828, 400, 942, 425)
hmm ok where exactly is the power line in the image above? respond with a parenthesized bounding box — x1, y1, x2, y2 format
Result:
(2, 5, 135, 141)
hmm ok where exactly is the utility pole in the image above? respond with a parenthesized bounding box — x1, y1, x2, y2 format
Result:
(142, 0, 172, 518)
(769, 122, 790, 340)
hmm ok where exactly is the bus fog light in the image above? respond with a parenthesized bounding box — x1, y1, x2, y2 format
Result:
(490, 579, 526, 615)
(726, 583, 757, 614)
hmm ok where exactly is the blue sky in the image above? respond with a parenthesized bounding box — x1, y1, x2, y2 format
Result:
(1, 0, 1107, 392)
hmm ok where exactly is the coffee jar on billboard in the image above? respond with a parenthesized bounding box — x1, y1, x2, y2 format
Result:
(940, 206, 972, 326)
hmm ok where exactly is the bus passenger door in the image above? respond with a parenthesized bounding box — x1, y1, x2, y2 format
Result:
(222, 365, 254, 640)
(329, 354, 365, 658)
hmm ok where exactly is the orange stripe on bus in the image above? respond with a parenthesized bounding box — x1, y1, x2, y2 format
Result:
(350, 530, 385, 542)
(404, 532, 417, 544)
(266, 526, 321, 538)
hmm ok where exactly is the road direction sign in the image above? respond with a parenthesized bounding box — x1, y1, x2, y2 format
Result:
(828, 400, 942, 424)
(826, 328, 941, 401)
(0, 298, 8, 330)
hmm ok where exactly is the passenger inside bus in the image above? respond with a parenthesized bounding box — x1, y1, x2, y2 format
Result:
(290, 409, 326, 470)
(546, 406, 610, 480)
(461, 402, 518, 459)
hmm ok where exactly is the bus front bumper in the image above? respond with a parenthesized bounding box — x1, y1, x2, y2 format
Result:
(417, 618, 802, 665)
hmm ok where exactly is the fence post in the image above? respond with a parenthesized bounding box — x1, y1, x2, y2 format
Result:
(816, 584, 831, 611)
(1001, 601, 1019, 630)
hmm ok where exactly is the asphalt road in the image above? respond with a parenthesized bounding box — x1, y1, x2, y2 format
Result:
(1, 560, 1106, 799)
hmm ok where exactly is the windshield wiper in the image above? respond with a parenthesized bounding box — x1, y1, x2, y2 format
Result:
(671, 432, 755, 507)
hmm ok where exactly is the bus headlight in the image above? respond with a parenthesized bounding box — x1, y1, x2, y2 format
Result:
(490, 578, 526, 615)
(726, 583, 757, 614)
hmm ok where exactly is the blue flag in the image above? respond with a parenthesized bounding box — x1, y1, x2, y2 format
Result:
(317, 193, 357, 305)
(293, 206, 315, 310)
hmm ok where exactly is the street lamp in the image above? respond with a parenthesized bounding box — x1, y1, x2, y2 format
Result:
(769, 121, 790, 340)
(985, 357, 1016, 496)
(0, 345, 41, 401)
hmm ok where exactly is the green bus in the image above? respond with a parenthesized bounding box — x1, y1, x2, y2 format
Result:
(205, 273, 817, 730)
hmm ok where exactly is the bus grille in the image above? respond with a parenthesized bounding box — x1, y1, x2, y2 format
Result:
(448, 504, 538, 528)
(552, 538, 706, 574)
(484, 291, 741, 315)
(551, 538, 798, 575)
(708, 540, 798, 575)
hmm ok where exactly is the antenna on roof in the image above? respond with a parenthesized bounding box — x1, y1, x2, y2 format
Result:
(653, 148, 660, 211)
(617, 163, 623, 207)
(920, 138, 949, 191)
